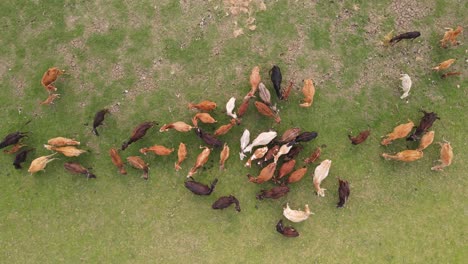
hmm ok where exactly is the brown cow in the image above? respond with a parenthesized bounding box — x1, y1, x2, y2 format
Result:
(348, 129, 370, 145)
(256, 185, 289, 200)
(40, 93, 60, 105)
(121, 121, 156, 150)
(440, 26, 463, 48)
(41, 67, 65, 92)
(64, 162, 96, 179)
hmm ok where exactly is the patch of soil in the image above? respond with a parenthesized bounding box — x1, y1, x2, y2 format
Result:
(10, 75, 27, 98)
(222, 0, 267, 37)
(0, 59, 11, 79)
(389, 0, 434, 30)
(110, 63, 125, 80)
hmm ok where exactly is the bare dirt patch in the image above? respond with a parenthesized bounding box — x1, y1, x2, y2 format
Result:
(222, 0, 267, 37)
(389, 0, 434, 30)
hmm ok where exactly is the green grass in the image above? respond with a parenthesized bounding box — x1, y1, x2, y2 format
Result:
(0, 1, 467, 263)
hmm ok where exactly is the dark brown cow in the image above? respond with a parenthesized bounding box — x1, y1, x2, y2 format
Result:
(194, 128, 223, 148)
(212, 195, 241, 212)
(13, 148, 34, 169)
(276, 219, 299, 237)
(348, 130, 370, 145)
(269, 65, 283, 100)
(390, 31, 421, 45)
(121, 121, 156, 150)
(337, 178, 350, 208)
(185, 178, 218, 195)
(294, 131, 318, 143)
(0, 131, 28, 149)
(256, 186, 289, 200)
(92, 109, 110, 136)
(407, 111, 439, 141)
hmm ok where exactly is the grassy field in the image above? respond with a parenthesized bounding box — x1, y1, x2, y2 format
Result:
(0, 0, 466, 263)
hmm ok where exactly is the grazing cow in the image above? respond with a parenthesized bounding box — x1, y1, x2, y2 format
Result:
(219, 143, 230, 170)
(247, 162, 276, 184)
(299, 79, 315, 107)
(41, 67, 65, 92)
(283, 203, 313, 222)
(440, 26, 463, 48)
(277, 159, 296, 179)
(337, 178, 350, 208)
(64, 162, 96, 179)
(13, 148, 34, 169)
(294, 131, 318, 143)
(269, 65, 282, 99)
(348, 130, 370, 145)
(0, 131, 28, 149)
(121, 121, 156, 150)
(262, 145, 279, 165)
(47, 137, 80, 146)
(276, 219, 299, 237)
(284, 145, 303, 161)
(175, 142, 187, 171)
(304, 147, 322, 164)
(441, 72, 462, 79)
(432, 59, 455, 71)
(249, 66, 261, 96)
(381, 120, 414, 145)
(417, 131, 435, 151)
(399, 74, 412, 99)
(239, 129, 250, 160)
(243, 131, 277, 154)
(187, 146, 211, 178)
(139, 145, 174, 156)
(188, 100, 217, 111)
(225, 97, 237, 119)
(287, 167, 308, 184)
(92, 109, 109, 136)
(389, 31, 421, 45)
(184, 178, 218, 195)
(159, 121, 193, 132)
(3, 143, 26, 154)
(44, 145, 86, 157)
(407, 111, 439, 141)
(256, 185, 289, 200)
(214, 119, 236, 136)
(192, 112, 217, 127)
(28, 153, 57, 174)
(254, 101, 281, 123)
(127, 156, 149, 179)
(212, 195, 240, 212)
(381, 150, 423, 162)
(431, 141, 453, 171)
(278, 127, 301, 144)
(40, 93, 60, 105)
(237, 95, 253, 119)
(281, 80, 294, 100)
(194, 128, 223, 148)
(273, 142, 294, 164)
(313, 159, 332, 197)
(109, 148, 127, 174)
(245, 146, 268, 168)
(258, 82, 273, 107)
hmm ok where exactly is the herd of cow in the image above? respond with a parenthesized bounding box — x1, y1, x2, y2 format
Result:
(1, 26, 460, 238)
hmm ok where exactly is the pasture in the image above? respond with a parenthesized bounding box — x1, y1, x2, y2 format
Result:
(0, 0, 466, 263)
